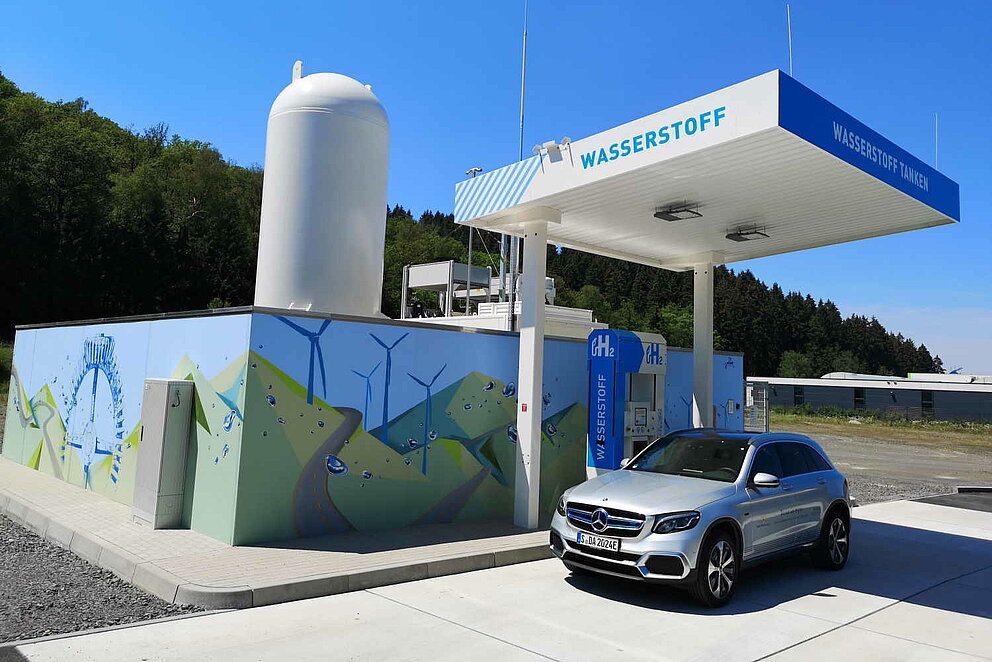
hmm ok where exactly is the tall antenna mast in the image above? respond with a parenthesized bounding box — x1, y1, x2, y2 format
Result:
(506, 0, 528, 328)
(518, 0, 529, 161)
(786, 4, 794, 77)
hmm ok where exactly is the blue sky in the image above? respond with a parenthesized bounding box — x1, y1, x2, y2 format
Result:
(3, 0, 989, 372)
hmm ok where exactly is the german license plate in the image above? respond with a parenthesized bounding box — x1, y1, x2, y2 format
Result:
(577, 532, 619, 552)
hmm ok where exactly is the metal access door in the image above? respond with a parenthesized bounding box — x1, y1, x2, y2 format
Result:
(745, 381, 769, 433)
(132, 379, 193, 529)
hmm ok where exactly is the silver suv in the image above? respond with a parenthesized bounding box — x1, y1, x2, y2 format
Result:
(550, 429, 850, 606)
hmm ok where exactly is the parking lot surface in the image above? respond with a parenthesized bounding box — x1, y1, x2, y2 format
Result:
(4, 496, 990, 661)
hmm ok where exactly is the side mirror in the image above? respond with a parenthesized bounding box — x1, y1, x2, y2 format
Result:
(751, 472, 780, 488)
(620, 457, 631, 469)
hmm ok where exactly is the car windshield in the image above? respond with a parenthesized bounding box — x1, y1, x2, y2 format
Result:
(627, 433, 749, 482)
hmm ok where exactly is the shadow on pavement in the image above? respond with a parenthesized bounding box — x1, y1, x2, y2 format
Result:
(563, 518, 992, 620)
(0, 646, 30, 662)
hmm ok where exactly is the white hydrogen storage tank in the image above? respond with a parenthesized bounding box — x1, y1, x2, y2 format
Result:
(254, 61, 389, 316)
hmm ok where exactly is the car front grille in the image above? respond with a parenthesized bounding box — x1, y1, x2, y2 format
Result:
(562, 552, 643, 578)
(566, 502, 645, 538)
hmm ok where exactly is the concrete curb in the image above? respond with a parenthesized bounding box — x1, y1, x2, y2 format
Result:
(0, 486, 553, 610)
(958, 485, 992, 493)
(132, 563, 184, 603)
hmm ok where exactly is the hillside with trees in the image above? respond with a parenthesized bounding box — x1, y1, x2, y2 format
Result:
(0, 72, 942, 378)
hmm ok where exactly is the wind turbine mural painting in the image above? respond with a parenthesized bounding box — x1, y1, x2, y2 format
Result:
(369, 331, 409, 445)
(275, 316, 331, 405)
(407, 364, 446, 476)
(65, 334, 126, 489)
(351, 361, 381, 430)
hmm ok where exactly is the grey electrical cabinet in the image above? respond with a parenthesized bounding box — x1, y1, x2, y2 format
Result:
(132, 378, 194, 529)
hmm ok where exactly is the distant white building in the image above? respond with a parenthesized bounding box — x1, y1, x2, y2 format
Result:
(748, 373, 992, 422)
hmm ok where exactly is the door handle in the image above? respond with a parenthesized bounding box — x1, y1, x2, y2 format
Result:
(781, 483, 792, 491)
(817, 478, 827, 485)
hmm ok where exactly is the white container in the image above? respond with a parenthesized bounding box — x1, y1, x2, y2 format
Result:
(254, 62, 389, 316)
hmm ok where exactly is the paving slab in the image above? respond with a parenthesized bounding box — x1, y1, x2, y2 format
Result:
(2, 591, 542, 662)
(853, 581, 992, 658)
(763, 626, 987, 661)
(0, 456, 550, 609)
(369, 559, 839, 662)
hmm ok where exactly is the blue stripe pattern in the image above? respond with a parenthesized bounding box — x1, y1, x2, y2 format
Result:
(454, 156, 541, 222)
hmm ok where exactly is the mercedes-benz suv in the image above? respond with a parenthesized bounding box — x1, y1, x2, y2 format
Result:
(550, 429, 851, 606)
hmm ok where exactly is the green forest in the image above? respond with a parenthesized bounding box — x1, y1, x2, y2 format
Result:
(0, 72, 942, 378)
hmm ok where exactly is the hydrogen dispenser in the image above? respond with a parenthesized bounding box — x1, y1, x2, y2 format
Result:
(587, 329, 667, 474)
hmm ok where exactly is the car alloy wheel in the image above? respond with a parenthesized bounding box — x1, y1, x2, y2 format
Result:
(828, 518, 848, 565)
(707, 540, 736, 599)
(812, 509, 851, 570)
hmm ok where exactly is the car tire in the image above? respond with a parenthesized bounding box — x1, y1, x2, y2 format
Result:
(811, 508, 850, 570)
(689, 530, 739, 607)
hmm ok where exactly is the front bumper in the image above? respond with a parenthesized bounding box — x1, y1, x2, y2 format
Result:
(549, 512, 702, 583)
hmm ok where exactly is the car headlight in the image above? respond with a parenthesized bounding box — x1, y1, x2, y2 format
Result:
(652, 511, 700, 534)
(556, 496, 567, 516)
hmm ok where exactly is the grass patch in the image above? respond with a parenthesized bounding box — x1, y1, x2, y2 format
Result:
(771, 410, 992, 451)
(772, 406, 992, 435)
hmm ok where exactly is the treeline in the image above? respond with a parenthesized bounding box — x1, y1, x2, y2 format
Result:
(0, 73, 262, 329)
(0, 73, 942, 378)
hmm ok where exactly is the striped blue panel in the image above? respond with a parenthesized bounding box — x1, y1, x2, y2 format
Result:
(454, 156, 541, 222)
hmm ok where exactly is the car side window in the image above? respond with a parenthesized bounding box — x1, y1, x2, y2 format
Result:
(800, 444, 832, 472)
(776, 442, 811, 477)
(750, 444, 784, 480)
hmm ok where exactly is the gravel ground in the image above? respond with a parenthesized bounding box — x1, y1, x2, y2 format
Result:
(845, 474, 951, 505)
(784, 427, 992, 506)
(0, 515, 202, 644)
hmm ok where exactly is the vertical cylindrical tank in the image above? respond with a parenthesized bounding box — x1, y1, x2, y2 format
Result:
(254, 62, 389, 316)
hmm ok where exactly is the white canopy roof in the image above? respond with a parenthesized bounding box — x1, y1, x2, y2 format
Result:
(454, 71, 959, 270)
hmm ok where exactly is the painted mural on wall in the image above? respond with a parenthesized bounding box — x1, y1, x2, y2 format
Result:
(2, 315, 252, 544)
(2, 310, 744, 547)
(233, 313, 589, 544)
(5, 333, 141, 502)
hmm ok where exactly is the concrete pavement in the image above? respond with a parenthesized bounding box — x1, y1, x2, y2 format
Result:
(0, 457, 550, 609)
(4, 497, 991, 661)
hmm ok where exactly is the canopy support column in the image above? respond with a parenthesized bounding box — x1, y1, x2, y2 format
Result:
(693, 263, 714, 428)
(514, 219, 548, 529)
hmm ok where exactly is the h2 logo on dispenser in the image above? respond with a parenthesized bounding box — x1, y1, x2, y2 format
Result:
(590, 334, 614, 358)
(645, 343, 664, 366)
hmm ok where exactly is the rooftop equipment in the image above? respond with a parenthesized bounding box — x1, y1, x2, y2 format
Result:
(400, 260, 493, 318)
